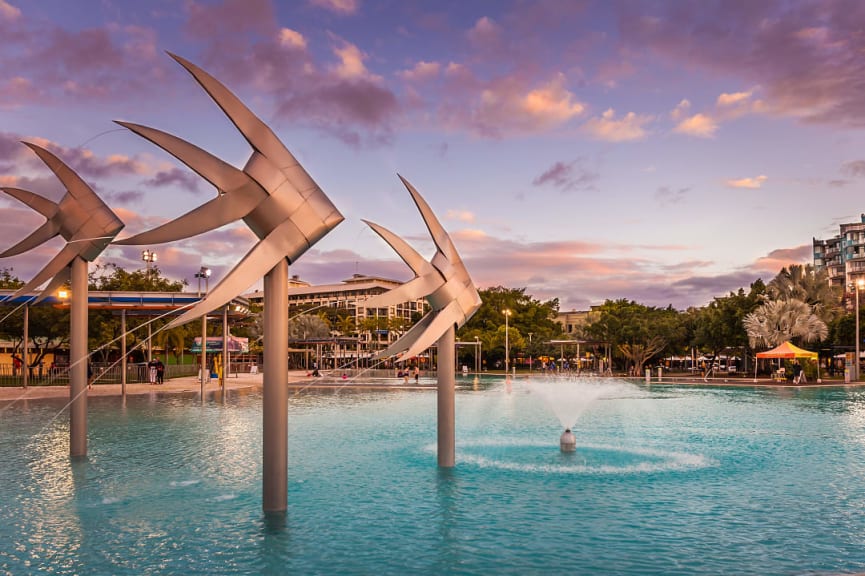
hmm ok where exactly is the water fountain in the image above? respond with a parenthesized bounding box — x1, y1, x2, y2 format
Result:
(522, 375, 639, 450)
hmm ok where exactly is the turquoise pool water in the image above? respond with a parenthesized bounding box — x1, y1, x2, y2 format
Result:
(2, 377, 865, 575)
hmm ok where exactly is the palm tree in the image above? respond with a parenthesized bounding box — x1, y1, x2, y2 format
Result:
(767, 264, 842, 324)
(743, 298, 828, 349)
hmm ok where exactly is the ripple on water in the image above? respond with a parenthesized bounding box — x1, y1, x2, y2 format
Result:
(444, 438, 716, 474)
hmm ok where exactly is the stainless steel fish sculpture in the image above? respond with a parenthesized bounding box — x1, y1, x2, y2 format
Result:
(0, 142, 125, 302)
(113, 52, 344, 328)
(362, 175, 481, 362)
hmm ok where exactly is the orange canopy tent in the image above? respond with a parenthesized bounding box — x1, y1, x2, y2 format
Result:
(754, 341, 819, 381)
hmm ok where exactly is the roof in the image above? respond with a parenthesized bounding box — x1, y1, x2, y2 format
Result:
(755, 341, 818, 359)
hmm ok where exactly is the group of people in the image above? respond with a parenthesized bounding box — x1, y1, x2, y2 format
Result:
(147, 357, 166, 385)
(396, 366, 420, 383)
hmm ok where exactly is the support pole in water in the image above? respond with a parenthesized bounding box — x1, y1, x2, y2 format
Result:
(70, 256, 88, 457)
(121, 309, 127, 397)
(438, 325, 456, 467)
(22, 304, 29, 389)
(263, 259, 288, 514)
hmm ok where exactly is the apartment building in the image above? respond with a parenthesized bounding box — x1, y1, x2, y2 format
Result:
(813, 213, 865, 288)
(244, 273, 427, 351)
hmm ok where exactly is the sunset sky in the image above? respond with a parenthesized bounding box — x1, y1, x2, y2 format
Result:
(1, 0, 862, 311)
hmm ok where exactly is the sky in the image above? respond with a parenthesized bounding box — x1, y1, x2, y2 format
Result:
(0, 0, 862, 312)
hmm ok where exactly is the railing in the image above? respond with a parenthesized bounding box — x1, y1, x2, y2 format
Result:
(0, 362, 203, 387)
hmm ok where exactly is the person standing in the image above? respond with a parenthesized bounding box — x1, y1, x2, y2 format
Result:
(155, 357, 165, 385)
(147, 357, 158, 385)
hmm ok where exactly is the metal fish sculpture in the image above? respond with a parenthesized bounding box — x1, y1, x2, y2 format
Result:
(1, 142, 124, 302)
(362, 175, 481, 362)
(113, 52, 343, 328)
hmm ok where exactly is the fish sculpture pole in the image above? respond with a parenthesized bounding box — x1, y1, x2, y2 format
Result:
(362, 175, 481, 466)
(1, 143, 124, 457)
(113, 53, 343, 514)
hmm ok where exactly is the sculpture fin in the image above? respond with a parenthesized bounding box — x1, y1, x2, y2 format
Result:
(1, 186, 60, 219)
(7, 244, 78, 300)
(390, 300, 463, 362)
(398, 174, 461, 264)
(165, 217, 307, 329)
(373, 312, 436, 361)
(363, 276, 437, 309)
(22, 143, 113, 215)
(113, 121, 264, 245)
(362, 219, 432, 275)
(32, 267, 70, 304)
(167, 52, 299, 171)
(0, 218, 60, 257)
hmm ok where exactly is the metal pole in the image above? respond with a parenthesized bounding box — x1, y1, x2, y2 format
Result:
(504, 311, 509, 374)
(22, 305, 29, 389)
(201, 313, 207, 394)
(147, 322, 152, 363)
(853, 280, 859, 382)
(70, 257, 88, 457)
(437, 325, 455, 467)
(222, 305, 229, 391)
(263, 259, 289, 514)
(121, 309, 127, 397)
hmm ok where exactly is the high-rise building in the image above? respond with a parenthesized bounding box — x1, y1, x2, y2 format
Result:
(813, 214, 865, 288)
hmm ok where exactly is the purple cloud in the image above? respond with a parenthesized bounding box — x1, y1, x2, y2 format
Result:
(143, 168, 202, 194)
(617, 1, 865, 127)
(533, 159, 599, 192)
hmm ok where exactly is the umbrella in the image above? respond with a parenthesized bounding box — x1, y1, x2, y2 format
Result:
(754, 341, 819, 382)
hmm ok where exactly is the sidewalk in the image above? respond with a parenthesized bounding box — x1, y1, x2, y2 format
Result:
(0, 371, 281, 402)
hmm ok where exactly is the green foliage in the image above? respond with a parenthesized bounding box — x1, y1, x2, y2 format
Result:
(0, 268, 24, 289)
(89, 263, 186, 292)
(457, 286, 562, 368)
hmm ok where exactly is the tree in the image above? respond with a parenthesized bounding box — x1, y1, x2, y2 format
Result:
(0, 268, 68, 372)
(458, 286, 561, 369)
(767, 264, 842, 324)
(585, 299, 683, 371)
(619, 336, 666, 372)
(743, 298, 828, 349)
(690, 281, 765, 370)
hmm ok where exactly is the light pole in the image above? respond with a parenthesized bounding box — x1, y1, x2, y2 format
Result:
(141, 249, 157, 272)
(856, 278, 864, 381)
(503, 309, 511, 375)
(475, 335, 481, 373)
(528, 332, 533, 373)
(195, 266, 211, 391)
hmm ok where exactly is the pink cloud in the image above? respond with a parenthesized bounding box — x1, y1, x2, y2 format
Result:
(309, 0, 359, 15)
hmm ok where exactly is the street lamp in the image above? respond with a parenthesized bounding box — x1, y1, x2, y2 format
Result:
(474, 335, 481, 373)
(503, 309, 511, 375)
(141, 249, 157, 271)
(856, 278, 864, 381)
(194, 266, 212, 390)
(194, 266, 211, 296)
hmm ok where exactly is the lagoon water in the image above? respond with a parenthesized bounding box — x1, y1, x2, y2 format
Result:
(2, 377, 865, 575)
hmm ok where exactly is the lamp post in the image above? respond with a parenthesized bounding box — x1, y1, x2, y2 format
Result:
(195, 266, 211, 392)
(503, 309, 511, 375)
(475, 335, 481, 373)
(856, 278, 864, 381)
(141, 249, 157, 272)
(528, 332, 533, 373)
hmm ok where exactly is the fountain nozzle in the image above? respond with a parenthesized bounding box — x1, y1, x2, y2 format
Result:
(560, 428, 576, 453)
